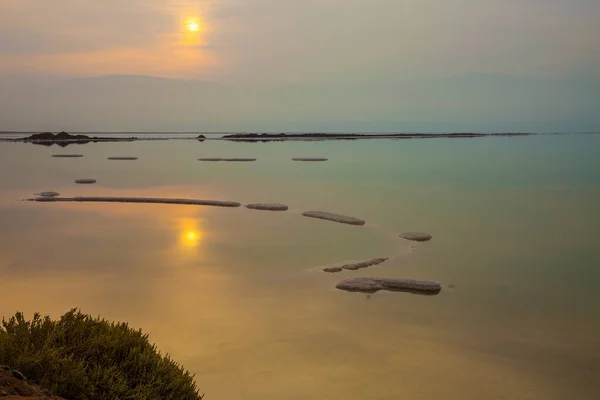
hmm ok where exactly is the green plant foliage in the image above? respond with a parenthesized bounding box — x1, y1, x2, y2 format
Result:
(0, 309, 204, 400)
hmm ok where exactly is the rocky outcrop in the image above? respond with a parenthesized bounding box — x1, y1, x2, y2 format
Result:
(27, 131, 90, 142)
(74, 179, 97, 184)
(0, 365, 66, 399)
(22, 132, 136, 147)
(107, 157, 138, 160)
(291, 157, 328, 162)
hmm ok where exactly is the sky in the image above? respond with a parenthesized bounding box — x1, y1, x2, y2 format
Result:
(0, 0, 599, 132)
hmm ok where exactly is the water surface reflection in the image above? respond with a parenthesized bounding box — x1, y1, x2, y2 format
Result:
(1, 136, 599, 399)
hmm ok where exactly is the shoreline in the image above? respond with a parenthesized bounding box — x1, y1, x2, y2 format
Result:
(1, 131, 597, 146)
(220, 132, 535, 142)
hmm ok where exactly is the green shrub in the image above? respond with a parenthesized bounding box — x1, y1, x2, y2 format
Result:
(0, 309, 204, 400)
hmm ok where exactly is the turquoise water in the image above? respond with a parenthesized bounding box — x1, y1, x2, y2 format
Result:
(1, 134, 599, 399)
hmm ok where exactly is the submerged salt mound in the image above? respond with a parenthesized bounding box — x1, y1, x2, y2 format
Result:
(301, 211, 366, 226)
(323, 266, 343, 273)
(336, 277, 441, 294)
(31, 196, 65, 202)
(73, 196, 241, 207)
(246, 203, 289, 211)
(198, 158, 257, 162)
(107, 156, 138, 160)
(341, 257, 389, 271)
(399, 232, 432, 242)
(52, 154, 83, 158)
(28, 196, 243, 207)
(34, 191, 60, 197)
(292, 157, 328, 162)
(74, 179, 96, 184)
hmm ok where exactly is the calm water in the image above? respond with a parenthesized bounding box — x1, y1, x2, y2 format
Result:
(1, 135, 599, 399)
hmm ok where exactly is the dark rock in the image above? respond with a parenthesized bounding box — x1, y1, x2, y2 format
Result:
(107, 156, 138, 160)
(21, 132, 136, 147)
(28, 131, 89, 141)
(323, 266, 343, 273)
(0, 368, 68, 399)
(11, 370, 25, 381)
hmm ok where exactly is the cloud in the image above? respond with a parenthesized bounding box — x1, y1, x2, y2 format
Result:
(193, 0, 600, 83)
(0, 0, 175, 54)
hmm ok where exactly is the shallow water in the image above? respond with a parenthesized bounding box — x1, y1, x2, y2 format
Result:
(1, 134, 599, 399)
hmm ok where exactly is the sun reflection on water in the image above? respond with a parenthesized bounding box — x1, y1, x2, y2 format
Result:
(178, 218, 204, 254)
(186, 231, 198, 241)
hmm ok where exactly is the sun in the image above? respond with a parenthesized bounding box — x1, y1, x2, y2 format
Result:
(187, 22, 200, 32)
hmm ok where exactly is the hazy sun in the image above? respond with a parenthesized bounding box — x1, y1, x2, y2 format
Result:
(187, 22, 200, 32)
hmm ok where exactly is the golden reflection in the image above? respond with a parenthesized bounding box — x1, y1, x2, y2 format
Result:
(178, 218, 203, 251)
(187, 22, 200, 32)
(186, 231, 198, 241)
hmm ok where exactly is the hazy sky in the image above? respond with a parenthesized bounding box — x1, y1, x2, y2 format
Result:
(0, 0, 599, 131)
